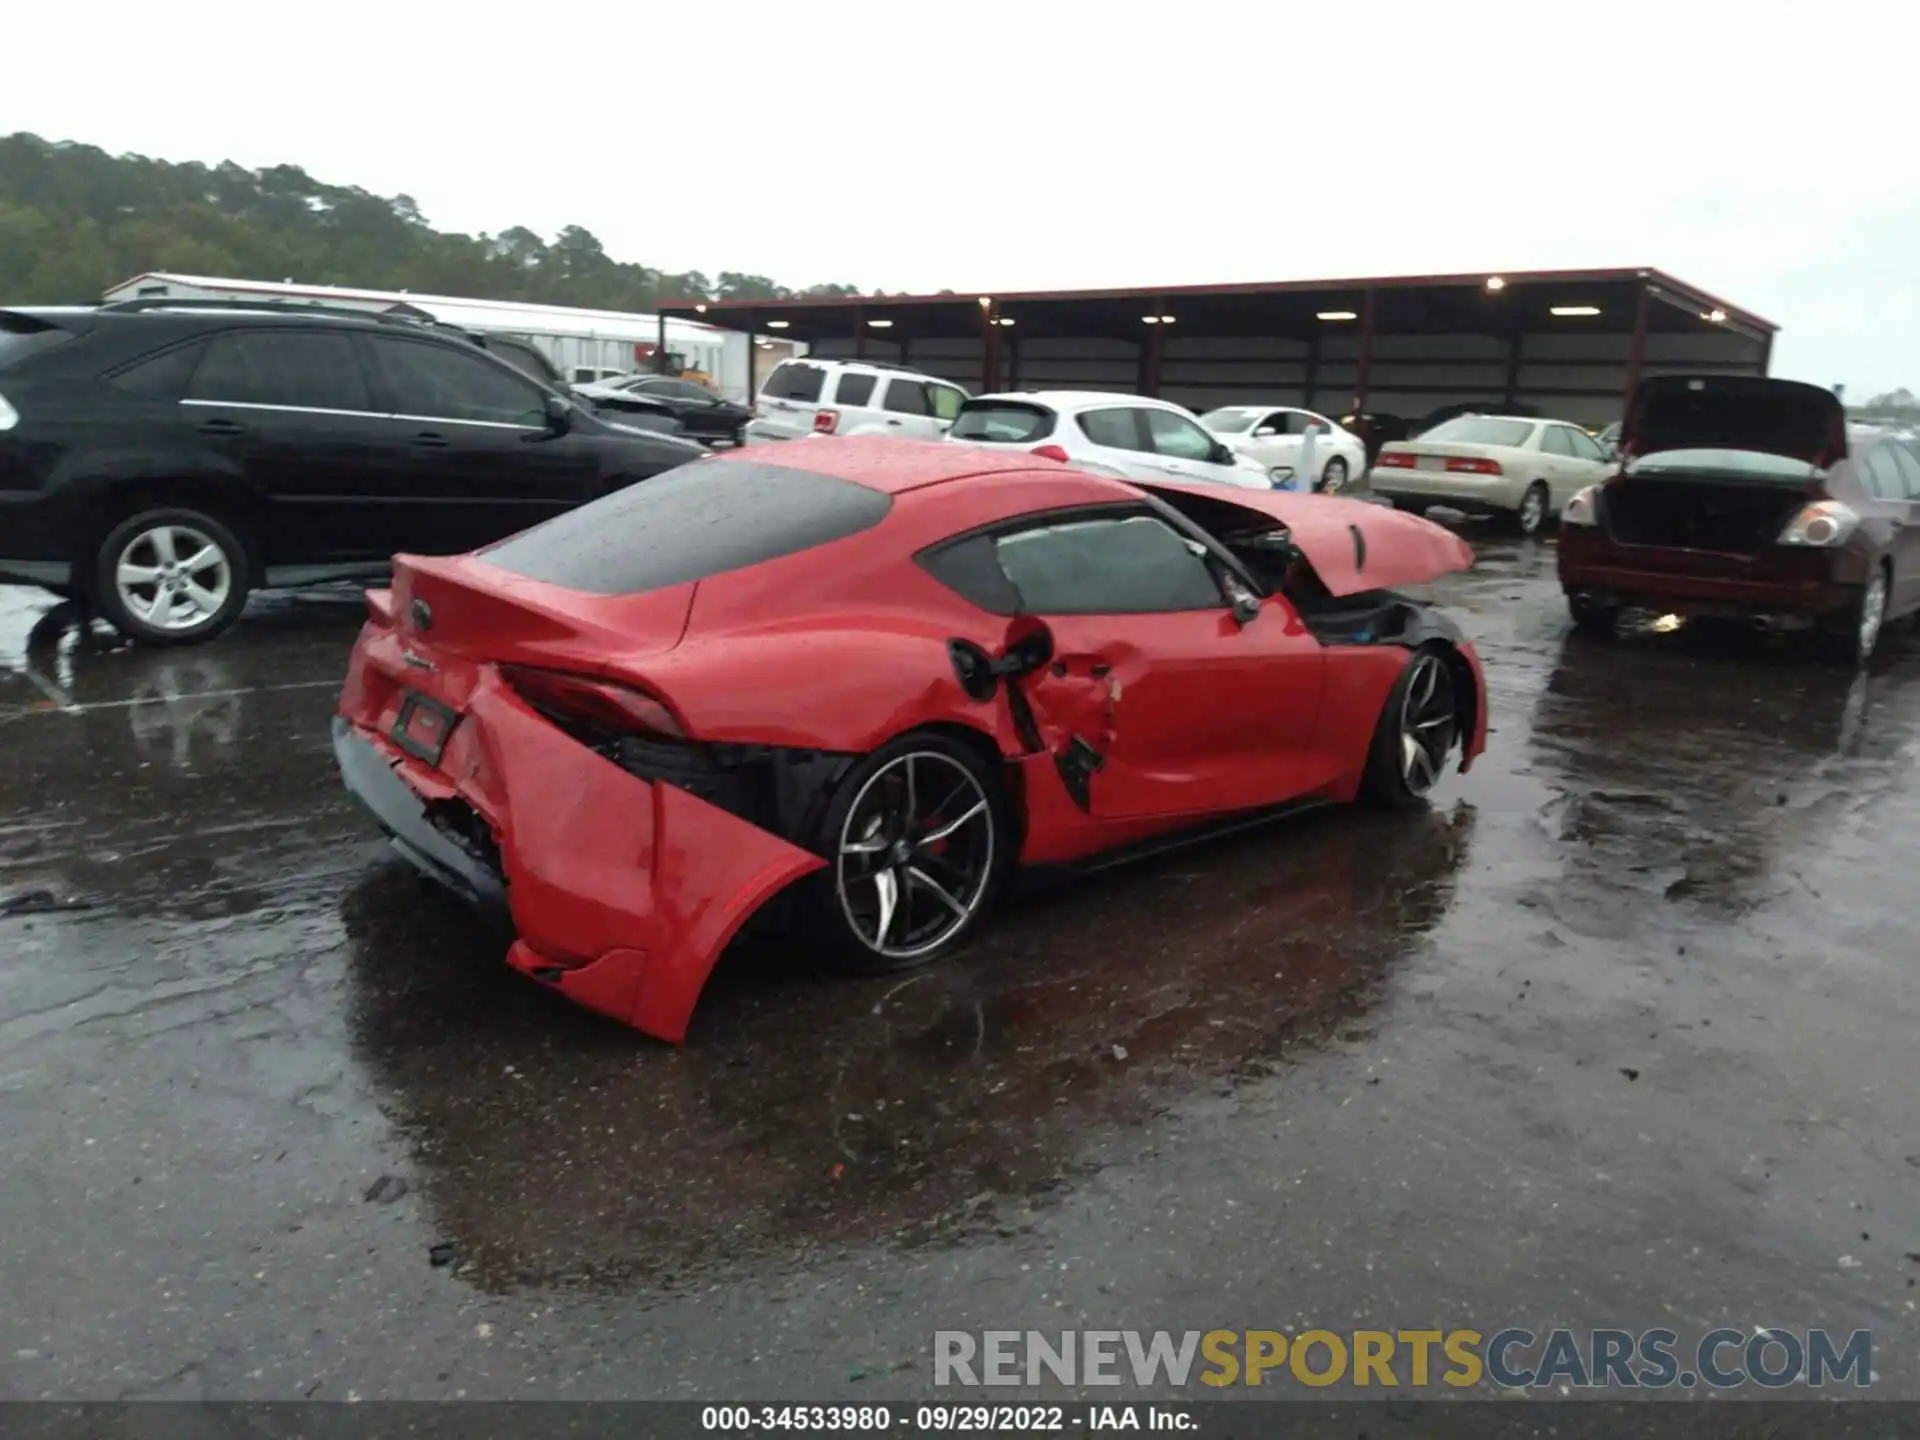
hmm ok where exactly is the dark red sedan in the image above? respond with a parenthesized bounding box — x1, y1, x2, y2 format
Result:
(1559, 375, 1920, 662)
(332, 438, 1487, 1042)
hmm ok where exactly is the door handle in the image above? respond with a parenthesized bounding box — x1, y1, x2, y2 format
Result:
(411, 432, 451, 449)
(886, 419, 904, 427)
(197, 418, 244, 436)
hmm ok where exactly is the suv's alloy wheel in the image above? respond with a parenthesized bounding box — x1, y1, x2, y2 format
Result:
(93, 508, 251, 646)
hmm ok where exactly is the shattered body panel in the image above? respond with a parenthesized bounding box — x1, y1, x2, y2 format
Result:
(334, 438, 1487, 1042)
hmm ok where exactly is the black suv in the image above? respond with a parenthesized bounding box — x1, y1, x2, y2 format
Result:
(0, 299, 707, 645)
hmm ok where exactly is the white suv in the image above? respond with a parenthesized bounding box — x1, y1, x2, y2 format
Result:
(746, 359, 968, 443)
(946, 392, 1275, 488)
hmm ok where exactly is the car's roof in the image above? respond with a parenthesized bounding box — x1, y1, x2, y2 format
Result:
(970, 390, 1190, 415)
(1424, 413, 1542, 426)
(778, 356, 948, 381)
(701, 434, 1118, 496)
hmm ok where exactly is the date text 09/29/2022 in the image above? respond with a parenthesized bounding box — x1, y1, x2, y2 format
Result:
(701, 1407, 1183, 1432)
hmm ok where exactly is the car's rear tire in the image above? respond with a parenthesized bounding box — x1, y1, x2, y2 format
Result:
(796, 729, 1012, 975)
(1318, 457, 1350, 494)
(1818, 563, 1889, 666)
(1360, 645, 1463, 810)
(1515, 483, 1551, 537)
(1568, 593, 1620, 637)
(92, 505, 251, 647)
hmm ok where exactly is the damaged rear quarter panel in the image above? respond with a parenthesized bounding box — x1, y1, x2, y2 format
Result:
(466, 679, 826, 1043)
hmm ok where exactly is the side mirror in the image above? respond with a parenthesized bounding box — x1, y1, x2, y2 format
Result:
(997, 618, 1055, 676)
(1209, 442, 1236, 467)
(1221, 573, 1262, 625)
(946, 618, 1055, 702)
(544, 393, 574, 434)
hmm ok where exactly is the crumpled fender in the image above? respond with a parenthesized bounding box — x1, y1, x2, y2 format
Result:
(471, 685, 825, 1044)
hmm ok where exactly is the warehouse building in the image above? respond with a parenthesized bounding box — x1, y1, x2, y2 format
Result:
(663, 268, 1775, 429)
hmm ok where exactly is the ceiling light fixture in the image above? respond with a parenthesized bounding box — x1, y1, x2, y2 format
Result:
(978, 296, 993, 309)
(765, 319, 790, 329)
(867, 319, 894, 328)
(1485, 276, 1506, 292)
(996, 317, 1015, 327)
(695, 303, 708, 312)
(1703, 308, 1727, 323)
(1317, 310, 1358, 321)
(1550, 305, 1601, 317)
(1141, 315, 1160, 324)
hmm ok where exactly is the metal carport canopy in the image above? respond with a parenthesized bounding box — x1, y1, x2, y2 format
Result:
(665, 267, 1778, 428)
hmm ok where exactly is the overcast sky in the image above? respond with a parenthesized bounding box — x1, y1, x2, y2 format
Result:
(9, 0, 1918, 394)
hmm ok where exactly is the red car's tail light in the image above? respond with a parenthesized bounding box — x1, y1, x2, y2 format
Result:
(813, 408, 839, 434)
(1445, 456, 1504, 475)
(1031, 444, 1070, 462)
(501, 665, 686, 740)
(1376, 452, 1414, 468)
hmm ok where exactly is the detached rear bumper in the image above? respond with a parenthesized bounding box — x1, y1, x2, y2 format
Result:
(333, 654, 826, 1044)
(333, 718, 508, 914)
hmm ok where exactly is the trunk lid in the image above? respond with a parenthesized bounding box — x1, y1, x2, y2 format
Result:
(1379, 438, 1519, 473)
(390, 554, 696, 674)
(1622, 374, 1846, 466)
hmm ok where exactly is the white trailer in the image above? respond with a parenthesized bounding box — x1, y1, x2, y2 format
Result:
(101, 272, 788, 402)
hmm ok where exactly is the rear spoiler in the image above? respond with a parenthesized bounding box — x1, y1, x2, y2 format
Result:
(0, 308, 97, 338)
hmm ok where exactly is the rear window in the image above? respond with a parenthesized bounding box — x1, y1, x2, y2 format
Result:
(1199, 408, 1260, 434)
(1626, 449, 1816, 482)
(762, 361, 826, 403)
(949, 401, 1057, 443)
(1419, 417, 1535, 447)
(479, 460, 893, 595)
(0, 321, 75, 371)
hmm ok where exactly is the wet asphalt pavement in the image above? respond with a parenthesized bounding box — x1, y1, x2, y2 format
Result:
(1, 534, 1917, 1404)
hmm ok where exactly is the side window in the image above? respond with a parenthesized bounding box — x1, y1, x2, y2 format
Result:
(667, 380, 711, 401)
(917, 533, 1024, 615)
(1565, 427, 1608, 462)
(832, 372, 878, 407)
(1861, 445, 1906, 500)
(929, 385, 966, 422)
(762, 362, 825, 402)
(992, 512, 1224, 615)
(186, 331, 371, 412)
(111, 341, 208, 400)
(1540, 427, 1576, 457)
(1143, 408, 1220, 461)
(365, 339, 546, 426)
(883, 378, 930, 416)
(1284, 412, 1317, 435)
(1889, 441, 1920, 499)
(1078, 407, 1146, 451)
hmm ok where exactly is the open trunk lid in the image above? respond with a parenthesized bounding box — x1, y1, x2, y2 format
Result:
(1622, 375, 1846, 466)
(1140, 483, 1474, 596)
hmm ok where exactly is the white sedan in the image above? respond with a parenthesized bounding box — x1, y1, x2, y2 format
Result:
(946, 391, 1276, 488)
(1369, 414, 1615, 536)
(1198, 406, 1369, 494)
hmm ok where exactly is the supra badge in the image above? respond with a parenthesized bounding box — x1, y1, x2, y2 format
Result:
(409, 598, 433, 631)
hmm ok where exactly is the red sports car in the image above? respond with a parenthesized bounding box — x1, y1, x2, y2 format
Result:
(332, 438, 1487, 1043)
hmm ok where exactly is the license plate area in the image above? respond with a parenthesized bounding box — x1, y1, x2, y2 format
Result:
(1418, 454, 1449, 471)
(392, 692, 459, 768)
